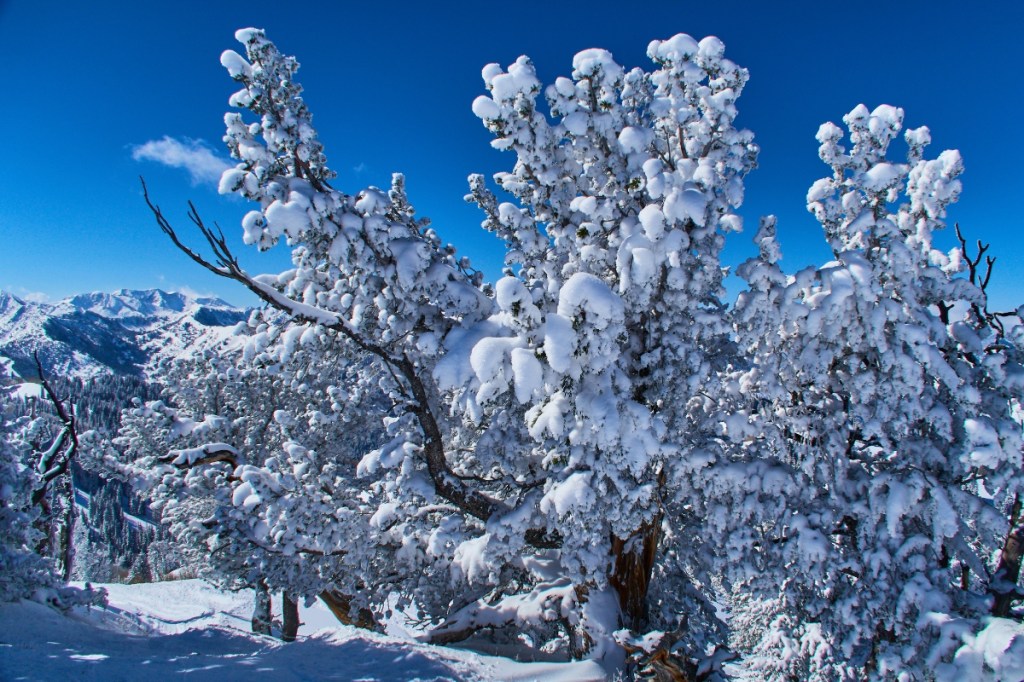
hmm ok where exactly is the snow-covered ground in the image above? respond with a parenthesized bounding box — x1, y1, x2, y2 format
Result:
(0, 580, 606, 681)
(10, 382, 42, 400)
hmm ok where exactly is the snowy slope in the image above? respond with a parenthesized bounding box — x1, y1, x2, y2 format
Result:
(9, 382, 43, 400)
(0, 580, 606, 682)
(0, 289, 249, 379)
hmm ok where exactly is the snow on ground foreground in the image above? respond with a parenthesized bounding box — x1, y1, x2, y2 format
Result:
(0, 579, 605, 681)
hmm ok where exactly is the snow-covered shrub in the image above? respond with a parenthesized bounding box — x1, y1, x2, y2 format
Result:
(0, 367, 104, 607)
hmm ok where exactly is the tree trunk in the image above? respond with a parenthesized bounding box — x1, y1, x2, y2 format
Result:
(610, 517, 662, 630)
(318, 590, 378, 630)
(567, 586, 595, 660)
(59, 474, 75, 581)
(34, 495, 53, 558)
(992, 495, 1024, 617)
(251, 579, 272, 635)
(281, 592, 299, 642)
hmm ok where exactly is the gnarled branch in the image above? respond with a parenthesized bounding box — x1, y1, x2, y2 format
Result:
(142, 180, 561, 549)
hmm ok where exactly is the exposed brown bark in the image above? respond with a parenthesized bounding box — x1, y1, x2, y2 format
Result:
(610, 517, 662, 630)
(992, 494, 1024, 617)
(252, 579, 272, 635)
(318, 590, 378, 630)
(159, 447, 239, 470)
(621, 628, 698, 680)
(281, 592, 300, 642)
(628, 649, 693, 682)
(567, 585, 594, 659)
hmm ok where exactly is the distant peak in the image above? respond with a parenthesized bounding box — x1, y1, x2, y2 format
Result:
(0, 290, 28, 311)
(0, 290, 26, 304)
(59, 288, 241, 321)
(114, 288, 234, 307)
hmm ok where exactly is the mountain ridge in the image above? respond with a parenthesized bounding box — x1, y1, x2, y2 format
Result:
(0, 288, 251, 379)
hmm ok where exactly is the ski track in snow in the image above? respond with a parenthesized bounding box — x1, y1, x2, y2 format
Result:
(0, 580, 606, 682)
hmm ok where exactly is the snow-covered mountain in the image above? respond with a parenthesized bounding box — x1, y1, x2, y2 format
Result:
(0, 289, 250, 379)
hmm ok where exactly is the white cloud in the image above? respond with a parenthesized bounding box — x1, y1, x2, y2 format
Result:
(132, 136, 232, 186)
(21, 291, 50, 304)
(172, 284, 220, 300)
(6, 287, 51, 303)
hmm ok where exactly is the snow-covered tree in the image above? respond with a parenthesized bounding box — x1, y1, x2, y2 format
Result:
(0, 375, 53, 602)
(729, 104, 1024, 679)
(145, 26, 567, 641)
(446, 33, 756, 658)
(146, 28, 761, 663)
(0, 360, 102, 607)
(100, 311, 386, 630)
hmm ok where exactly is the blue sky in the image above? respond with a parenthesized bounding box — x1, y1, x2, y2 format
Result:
(1, 1, 1021, 310)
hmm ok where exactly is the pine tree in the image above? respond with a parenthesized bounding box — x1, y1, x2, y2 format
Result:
(730, 104, 1024, 679)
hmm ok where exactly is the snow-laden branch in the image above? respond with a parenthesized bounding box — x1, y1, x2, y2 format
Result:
(141, 179, 532, 532)
(161, 442, 242, 469)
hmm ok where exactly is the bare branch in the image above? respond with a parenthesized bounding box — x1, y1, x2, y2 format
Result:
(951, 223, 1012, 339)
(983, 255, 996, 291)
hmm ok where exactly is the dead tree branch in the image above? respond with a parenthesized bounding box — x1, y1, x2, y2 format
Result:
(952, 223, 1019, 338)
